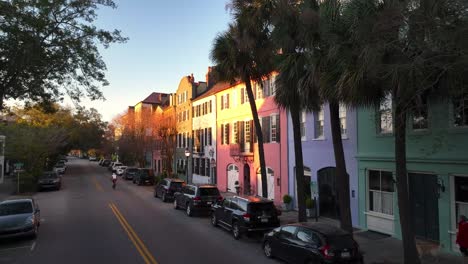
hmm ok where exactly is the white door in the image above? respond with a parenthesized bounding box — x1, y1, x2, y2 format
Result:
(257, 168, 275, 200)
(227, 164, 239, 193)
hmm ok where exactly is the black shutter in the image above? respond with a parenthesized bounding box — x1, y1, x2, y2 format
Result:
(276, 114, 280, 142)
(249, 120, 254, 152)
(262, 117, 270, 143)
(226, 123, 230, 145)
(221, 124, 224, 145)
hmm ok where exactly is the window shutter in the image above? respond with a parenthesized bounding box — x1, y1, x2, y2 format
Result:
(221, 95, 224, 110)
(276, 114, 280, 142)
(241, 88, 245, 104)
(226, 93, 230, 109)
(262, 117, 270, 143)
(208, 127, 212, 145)
(209, 100, 212, 113)
(249, 120, 254, 152)
(226, 123, 230, 145)
(221, 124, 224, 145)
(252, 119, 257, 143)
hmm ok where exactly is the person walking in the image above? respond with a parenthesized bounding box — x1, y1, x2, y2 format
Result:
(457, 215, 468, 257)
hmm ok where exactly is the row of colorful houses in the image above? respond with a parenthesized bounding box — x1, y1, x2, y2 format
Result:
(124, 69, 468, 255)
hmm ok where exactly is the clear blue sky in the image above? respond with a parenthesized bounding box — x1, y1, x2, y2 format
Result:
(84, 0, 232, 122)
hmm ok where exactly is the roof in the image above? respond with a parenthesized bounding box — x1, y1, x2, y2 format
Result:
(1, 196, 34, 203)
(287, 222, 350, 236)
(192, 82, 233, 102)
(141, 92, 169, 105)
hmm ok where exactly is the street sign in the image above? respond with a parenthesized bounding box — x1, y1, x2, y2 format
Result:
(14, 163, 23, 170)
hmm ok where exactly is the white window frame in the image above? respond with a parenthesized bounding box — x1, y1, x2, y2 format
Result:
(270, 115, 277, 143)
(367, 170, 394, 216)
(314, 106, 324, 139)
(339, 104, 347, 138)
(379, 94, 393, 134)
(300, 111, 306, 141)
(452, 93, 468, 128)
(233, 122, 238, 144)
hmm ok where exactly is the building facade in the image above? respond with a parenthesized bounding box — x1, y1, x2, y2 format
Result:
(287, 104, 359, 226)
(215, 75, 289, 204)
(357, 94, 468, 254)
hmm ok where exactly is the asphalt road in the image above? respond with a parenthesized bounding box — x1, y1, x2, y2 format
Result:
(0, 158, 278, 264)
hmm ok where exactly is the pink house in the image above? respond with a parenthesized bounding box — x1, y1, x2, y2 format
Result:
(215, 74, 288, 205)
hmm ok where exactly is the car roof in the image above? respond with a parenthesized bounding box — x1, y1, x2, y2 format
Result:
(186, 184, 217, 188)
(164, 178, 184, 182)
(233, 195, 274, 203)
(1, 196, 34, 204)
(286, 222, 350, 236)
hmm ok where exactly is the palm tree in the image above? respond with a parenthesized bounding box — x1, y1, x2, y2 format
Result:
(210, 17, 275, 197)
(336, 0, 468, 262)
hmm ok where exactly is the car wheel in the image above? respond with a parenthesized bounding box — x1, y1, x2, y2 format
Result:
(263, 241, 273, 258)
(154, 189, 158, 198)
(137, 180, 142, 186)
(186, 204, 192, 217)
(31, 224, 38, 239)
(132, 179, 136, 184)
(173, 199, 179, 209)
(211, 214, 218, 227)
(162, 192, 167, 202)
(232, 222, 241, 240)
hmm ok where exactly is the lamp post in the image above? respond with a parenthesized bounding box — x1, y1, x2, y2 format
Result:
(210, 158, 216, 184)
(184, 148, 190, 184)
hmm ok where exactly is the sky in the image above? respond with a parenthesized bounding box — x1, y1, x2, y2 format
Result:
(82, 0, 232, 122)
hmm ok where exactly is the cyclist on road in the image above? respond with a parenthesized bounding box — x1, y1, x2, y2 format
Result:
(112, 172, 117, 189)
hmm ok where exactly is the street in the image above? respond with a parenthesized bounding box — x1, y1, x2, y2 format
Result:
(0, 158, 277, 264)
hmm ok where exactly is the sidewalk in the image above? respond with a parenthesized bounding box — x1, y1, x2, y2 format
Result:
(279, 209, 465, 264)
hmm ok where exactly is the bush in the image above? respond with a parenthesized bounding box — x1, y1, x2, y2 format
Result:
(282, 194, 292, 204)
(305, 197, 314, 209)
(154, 175, 163, 185)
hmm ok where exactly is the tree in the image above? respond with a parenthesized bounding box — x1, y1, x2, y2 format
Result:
(211, 1, 275, 198)
(336, 0, 468, 262)
(0, 0, 127, 109)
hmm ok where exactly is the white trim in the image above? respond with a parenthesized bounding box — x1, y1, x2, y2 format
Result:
(364, 211, 395, 221)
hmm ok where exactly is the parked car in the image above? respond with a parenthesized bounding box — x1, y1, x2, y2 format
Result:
(98, 158, 104, 165)
(173, 184, 222, 216)
(123, 167, 139, 180)
(116, 166, 127, 176)
(53, 164, 66, 175)
(133, 168, 154, 185)
(211, 195, 280, 240)
(0, 197, 40, 239)
(38, 171, 62, 190)
(101, 159, 111, 167)
(154, 178, 185, 202)
(262, 222, 364, 264)
(89, 156, 97, 161)
(111, 162, 123, 173)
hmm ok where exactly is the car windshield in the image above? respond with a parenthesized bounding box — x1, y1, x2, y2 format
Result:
(199, 188, 219, 196)
(248, 202, 276, 214)
(328, 234, 355, 249)
(140, 170, 149, 176)
(55, 165, 64, 168)
(170, 182, 183, 188)
(41, 173, 58, 179)
(0, 201, 33, 216)
(127, 168, 138, 173)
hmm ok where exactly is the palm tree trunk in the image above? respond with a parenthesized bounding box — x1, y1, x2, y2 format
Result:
(290, 106, 307, 222)
(329, 101, 353, 233)
(244, 73, 267, 198)
(394, 91, 420, 264)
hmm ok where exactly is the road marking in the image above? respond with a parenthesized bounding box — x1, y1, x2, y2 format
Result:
(109, 203, 158, 264)
(30, 242, 36, 251)
(92, 176, 103, 192)
(0, 246, 31, 252)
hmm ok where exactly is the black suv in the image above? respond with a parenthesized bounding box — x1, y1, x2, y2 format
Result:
(211, 195, 280, 240)
(124, 167, 139, 180)
(173, 184, 222, 216)
(154, 178, 185, 202)
(133, 168, 154, 185)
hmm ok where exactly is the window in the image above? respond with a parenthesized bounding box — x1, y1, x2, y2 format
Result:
(224, 93, 230, 109)
(411, 95, 428, 130)
(262, 117, 271, 143)
(194, 158, 199, 174)
(453, 93, 468, 127)
(368, 170, 394, 215)
(224, 123, 230, 145)
(296, 228, 320, 245)
(221, 95, 225, 110)
(262, 79, 270, 97)
(245, 120, 251, 143)
(205, 158, 210, 176)
(279, 226, 297, 239)
(314, 106, 324, 139)
(208, 127, 212, 145)
(255, 82, 263, 99)
(233, 122, 238, 143)
(269, 76, 276, 95)
(240, 88, 245, 104)
(244, 88, 249, 104)
(200, 158, 205, 176)
(339, 104, 347, 137)
(300, 111, 306, 140)
(221, 124, 225, 145)
(379, 94, 393, 134)
(270, 115, 280, 143)
(209, 100, 212, 113)
(455, 176, 468, 223)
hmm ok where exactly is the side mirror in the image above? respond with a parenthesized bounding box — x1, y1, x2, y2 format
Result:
(36, 208, 40, 213)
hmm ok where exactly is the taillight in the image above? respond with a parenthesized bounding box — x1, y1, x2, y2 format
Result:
(193, 196, 201, 203)
(243, 213, 251, 222)
(319, 244, 334, 259)
(217, 196, 223, 201)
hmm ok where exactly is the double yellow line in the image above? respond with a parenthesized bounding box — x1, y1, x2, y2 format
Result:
(109, 203, 158, 264)
(92, 176, 103, 192)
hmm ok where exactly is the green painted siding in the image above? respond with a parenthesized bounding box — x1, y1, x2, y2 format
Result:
(357, 99, 468, 254)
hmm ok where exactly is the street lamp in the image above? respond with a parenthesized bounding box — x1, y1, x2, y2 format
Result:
(184, 148, 191, 184)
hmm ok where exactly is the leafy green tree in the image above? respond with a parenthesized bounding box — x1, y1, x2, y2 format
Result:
(211, 1, 275, 198)
(0, 0, 127, 109)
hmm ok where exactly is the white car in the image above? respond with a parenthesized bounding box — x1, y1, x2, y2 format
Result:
(111, 162, 123, 173)
(116, 166, 127, 176)
(54, 164, 66, 174)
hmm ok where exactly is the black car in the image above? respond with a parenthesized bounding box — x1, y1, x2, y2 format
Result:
(211, 195, 280, 240)
(123, 167, 138, 180)
(133, 168, 154, 185)
(154, 178, 185, 202)
(262, 223, 364, 264)
(173, 184, 222, 216)
(101, 159, 111, 167)
(37, 171, 62, 191)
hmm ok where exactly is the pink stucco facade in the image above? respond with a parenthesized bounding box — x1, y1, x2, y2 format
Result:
(215, 76, 289, 205)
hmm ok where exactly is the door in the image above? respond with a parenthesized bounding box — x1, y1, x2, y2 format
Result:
(244, 164, 251, 195)
(409, 173, 439, 241)
(227, 164, 239, 193)
(257, 167, 275, 200)
(277, 226, 298, 262)
(221, 198, 234, 226)
(318, 167, 338, 219)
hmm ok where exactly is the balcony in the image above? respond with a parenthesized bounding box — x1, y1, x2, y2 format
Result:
(229, 143, 253, 156)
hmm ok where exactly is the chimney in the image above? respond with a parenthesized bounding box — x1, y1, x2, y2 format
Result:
(190, 73, 194, 83)
(206, 66, 212, 88)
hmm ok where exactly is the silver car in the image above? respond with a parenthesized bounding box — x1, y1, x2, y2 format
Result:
(0, 197, 40, 239)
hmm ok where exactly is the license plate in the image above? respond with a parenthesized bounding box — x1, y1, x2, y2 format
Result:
(341, 252, 350, 258)
(206, 202, 212, 205)
(261, 218, 268, 223)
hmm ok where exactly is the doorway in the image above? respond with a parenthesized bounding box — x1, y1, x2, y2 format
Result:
(318, 167, 338, 219)
(244, 164, 251, 195)
(409, 173, 439, 241)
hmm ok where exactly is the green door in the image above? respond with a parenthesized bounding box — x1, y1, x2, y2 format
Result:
(409, 173, 439, 242)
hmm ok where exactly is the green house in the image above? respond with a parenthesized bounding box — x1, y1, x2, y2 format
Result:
(357, 94, 468, 254)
